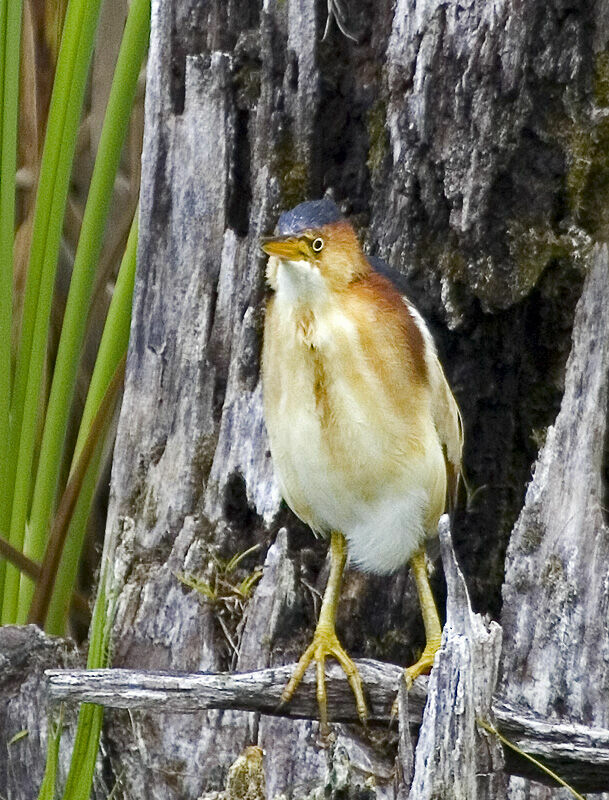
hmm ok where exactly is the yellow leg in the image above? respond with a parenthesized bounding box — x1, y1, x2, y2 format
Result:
(281, 531, 368, 734)
(403, 549, 443, 688)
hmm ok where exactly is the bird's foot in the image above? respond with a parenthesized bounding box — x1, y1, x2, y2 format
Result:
(403, 636, 442, 689)
(281, 624, 368, 736)
(390, 638, 442, 720)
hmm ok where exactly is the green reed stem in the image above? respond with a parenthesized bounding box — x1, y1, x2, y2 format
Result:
(18, 0, 149, 622)
(2, 0, 104, 624)
(0, 0, 24, 619)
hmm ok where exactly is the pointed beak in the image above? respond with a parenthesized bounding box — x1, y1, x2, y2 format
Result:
(260, 235, 304, 260)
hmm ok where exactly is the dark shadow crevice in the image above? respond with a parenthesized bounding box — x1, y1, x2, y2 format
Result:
(227, 109, 252, 236)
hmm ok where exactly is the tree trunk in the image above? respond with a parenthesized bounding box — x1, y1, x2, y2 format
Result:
(500, 245, 609, 798)
(0, 625, 108, 800)
(27, 0, 609, 797)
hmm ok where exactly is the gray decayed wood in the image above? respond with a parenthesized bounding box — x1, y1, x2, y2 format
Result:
(44, 661, 414, 723)
(43, 666, 609, 790)
(394, 683, 415, 797)
(373, 0, 595, 309)
(500, 244, 609, 797)
(406, 521, 506, 799)
(0, 625, 107, 800)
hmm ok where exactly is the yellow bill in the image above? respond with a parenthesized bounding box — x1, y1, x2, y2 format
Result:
(260, 236, 305, 259)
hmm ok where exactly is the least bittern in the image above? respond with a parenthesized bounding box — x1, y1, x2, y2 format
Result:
(261, 198, 463, 733)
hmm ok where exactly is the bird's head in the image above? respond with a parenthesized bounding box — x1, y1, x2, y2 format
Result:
(261, 199, 370, 299)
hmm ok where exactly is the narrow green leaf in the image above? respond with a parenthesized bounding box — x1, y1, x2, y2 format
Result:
(21, 0, 150, 623)
(37, 707, 64, 800)
(28, 354, 126, 629)
(0, 529, 90, 619)
(59, 703, 104, 800)
(225, 544, 261, 574)
(7, 729, 29, 746)
(0, 0, 6, 151)
(45, 213, 139, 636)
(2, 0, 105, 624)
(0, 0, 24, 621)
(56, 534, 114, 800)
(37, 537, 114, 800)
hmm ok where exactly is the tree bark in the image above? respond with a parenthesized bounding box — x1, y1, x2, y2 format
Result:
(500, 246, 609, 798)
(0, 625, 107, 800)
(405, 521, 506, 798)
(16, 0, 609, 797)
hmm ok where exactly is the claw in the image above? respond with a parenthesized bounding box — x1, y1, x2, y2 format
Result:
(403, 643, 439, 689)
(391, 639, 441, 719)
(281, 625, 368, 735)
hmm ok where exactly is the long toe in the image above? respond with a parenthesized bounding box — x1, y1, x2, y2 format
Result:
(390, 646, 439, 719)
(280, 628, 368, 733)
(331, 641, 368, 725)
(403, 647, 438, 689)
(281, 641, 316, 705)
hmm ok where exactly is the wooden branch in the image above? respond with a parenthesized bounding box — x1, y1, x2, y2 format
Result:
(45, 663, 609, 791)
(493, 701, 609, 792)
(45, 660, 421, 724)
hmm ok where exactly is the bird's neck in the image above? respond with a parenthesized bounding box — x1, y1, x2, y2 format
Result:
(274, 259, 332, 313)
(271, 260, 348, 352)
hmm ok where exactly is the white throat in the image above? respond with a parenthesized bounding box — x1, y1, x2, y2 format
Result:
(275, 259, 329, 308)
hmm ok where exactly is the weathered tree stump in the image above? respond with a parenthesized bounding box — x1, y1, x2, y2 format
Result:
(0, 625, 106, 800)
(500, 246, 609, 798)
(92, 0, 609, 795)
(6, 0, 609, 797)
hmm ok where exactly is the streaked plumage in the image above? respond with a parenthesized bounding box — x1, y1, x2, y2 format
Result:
(262, 204, 462, 572)
(260, 198, 463, 731)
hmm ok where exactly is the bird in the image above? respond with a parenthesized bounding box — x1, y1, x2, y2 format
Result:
(260, 198, 463, 733)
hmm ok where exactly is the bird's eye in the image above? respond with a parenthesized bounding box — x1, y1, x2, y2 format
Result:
(312, 237, 324, 252)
